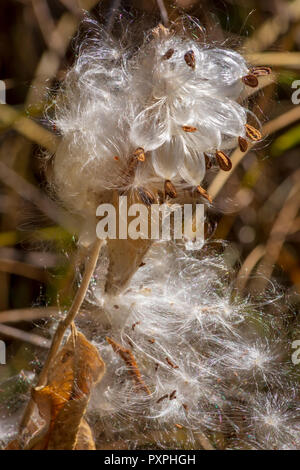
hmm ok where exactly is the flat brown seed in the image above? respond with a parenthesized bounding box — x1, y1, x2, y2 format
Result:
(242, 74, 259, 88)
(166, 357, 179, 369)
(245, 123, 262, 141)
(164, 180, 177, 198)
(182, 125, 197, 132)
(137, 187, 155, 206)
(169, 390, 177, 400)
(204, 153, 212, 170)
(162, 48, 175, 60)
(157, 394, 168, 403)
(132, 321, 140, 330)
(215, 150, 232, 171)
(184, 50, 195, 69)
(238, 136, 248, 152)
(250, 66, 272, 76)
(196, 185, 212, 203)
(133, 147, 146, 162)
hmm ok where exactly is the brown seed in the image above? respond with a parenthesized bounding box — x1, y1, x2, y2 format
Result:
(238, 136, 248, 153)
(148, 338, 155, 344)
(215, 151, 232, 172)
(175, 424, 183, 429)
(204, 153, 212, 170)
(137, 187, 155, 206)
(113, 156, 119, 161)
(245, 123, 262, 141)
(166, 357, 179, 369)
(250, 66, 272, 76)
(196, 185, 212, 203)
(132, 321, 140, 330)
(184, 50, 195, 69)
(182, 125, 197, 133)
(162, 48, 175, 60)
(169, 390, 177, 400)
(164, 180, 177, 198)
(242, 74, 259, 88)
(182, 403, 188, 411)
(133, 147, 146, 162)
(157, 394, 168, 403)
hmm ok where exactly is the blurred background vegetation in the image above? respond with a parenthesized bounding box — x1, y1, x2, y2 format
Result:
(0, 0, 300, 445)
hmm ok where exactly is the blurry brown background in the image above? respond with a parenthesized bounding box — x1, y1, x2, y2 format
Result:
(0, 0, 300, 432)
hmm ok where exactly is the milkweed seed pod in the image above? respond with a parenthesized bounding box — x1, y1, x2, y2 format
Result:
(76, 243, 299, 450)
(51, 19, 266, 291)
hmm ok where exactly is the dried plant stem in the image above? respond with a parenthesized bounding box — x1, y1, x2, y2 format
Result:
(0, 307, 58, 324)
(243, 0, 300, 53)
(249, 184, 300, 293)
(235, 244, 266, 291)
(0, 324, 51, 349)
(0, 160, 78, 233)
(247, 52, 300, 69)
(19, 238, 104, 436)
(156, 0, 170, 27)
(0, 104, 59, 153)
(106, 0, 122, 32)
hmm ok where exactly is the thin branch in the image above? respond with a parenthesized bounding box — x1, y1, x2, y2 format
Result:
(26, 0, 99, 106)
(0, 258, 48, 283)
(0, 104, 59, 153)
(106, 0, 122, 33)
(235, 245, 266, 291)
(0, 324, 51, 348)
(247, 52, 300, 70)
(31, 0, 56, 49)
(249, 185, 300, 293)
(0, 161, 78, 233)
(156, 0, 170, 27)
(0, 307, 58, 324)
(19, 238, 104, 436)
(243, 0, 300, 53)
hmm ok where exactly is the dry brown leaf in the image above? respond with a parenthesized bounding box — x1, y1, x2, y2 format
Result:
(26, 331, 105, 450)
(5, 439, 22, 450)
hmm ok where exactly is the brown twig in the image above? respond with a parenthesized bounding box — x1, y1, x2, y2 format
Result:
(0, 160, 78, 233)
(156, 0, 170, 27)
(0, 104, 59, 153)
(0, 258, 48, 283)
(0, 307, 58, 324)
(249, 184, 300, 293)
(106, 0, 122, 32)
(243, 0, 300, 53)
(19, 238, 104, 436)
(247, 52, 300, 70)
(235, 245, 266, 292)
(0, 323, 51, 349)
